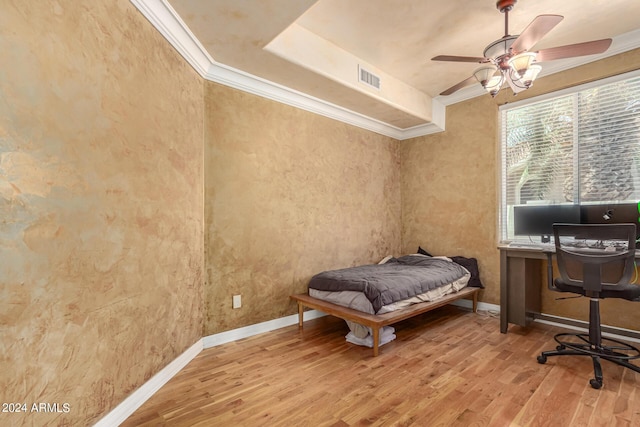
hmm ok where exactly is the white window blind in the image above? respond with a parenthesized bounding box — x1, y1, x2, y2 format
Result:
(499, 70, 640, 242)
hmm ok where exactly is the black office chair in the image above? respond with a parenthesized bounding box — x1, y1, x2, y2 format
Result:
(537, 223, 640, 389)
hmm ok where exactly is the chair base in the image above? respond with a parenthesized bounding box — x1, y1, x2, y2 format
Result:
(537, 332, 640, 389)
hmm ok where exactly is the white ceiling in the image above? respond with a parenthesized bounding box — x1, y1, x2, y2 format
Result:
(133, 0, 640, 138)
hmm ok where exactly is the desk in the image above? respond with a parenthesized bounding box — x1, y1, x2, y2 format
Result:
(499, 245, 640, 334)
(499, 245, 551, 333)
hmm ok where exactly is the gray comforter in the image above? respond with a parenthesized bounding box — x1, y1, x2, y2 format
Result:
(308, 256, 468, 313)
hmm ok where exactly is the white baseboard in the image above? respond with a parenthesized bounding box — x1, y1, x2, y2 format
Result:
(534, 314, 640, 344)
(452, 299, 640, 344)
(94, 339, 203, 427)
(200, 300, 496, 349)
(94, 310, 327, 426)
(202, 309, 326, 348)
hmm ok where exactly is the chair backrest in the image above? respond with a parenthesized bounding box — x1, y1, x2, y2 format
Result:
(553, 223, 637, 293)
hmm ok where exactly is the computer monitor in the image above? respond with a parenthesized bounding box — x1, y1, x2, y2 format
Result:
(513, 204, 581, 241)
(580, 203, 640, 239)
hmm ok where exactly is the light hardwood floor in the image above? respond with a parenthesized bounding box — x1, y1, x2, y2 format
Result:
(122, 306, 640, 426)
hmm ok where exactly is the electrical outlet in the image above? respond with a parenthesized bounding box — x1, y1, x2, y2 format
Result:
(232, 294, 242, 309)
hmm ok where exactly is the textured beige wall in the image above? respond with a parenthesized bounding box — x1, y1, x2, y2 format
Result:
(204, 82, 401, 334)
(0, 2, 204, 426)
(401, 96, 500, 304)
(401, 49, 640, 327)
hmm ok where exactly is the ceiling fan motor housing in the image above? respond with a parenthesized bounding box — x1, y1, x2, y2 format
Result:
(484, 35, 518, 69)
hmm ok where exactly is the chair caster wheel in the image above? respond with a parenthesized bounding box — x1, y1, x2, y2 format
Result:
(537, 355, 547, 364)
(590, 379, 602, 389)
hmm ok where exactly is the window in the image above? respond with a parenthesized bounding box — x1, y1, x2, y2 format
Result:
(499, 70, 640, 242)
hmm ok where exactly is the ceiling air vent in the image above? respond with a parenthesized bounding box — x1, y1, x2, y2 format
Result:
(358, 65, 380, 90)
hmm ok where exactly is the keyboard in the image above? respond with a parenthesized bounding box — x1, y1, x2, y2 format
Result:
(507, 242, 555, 251)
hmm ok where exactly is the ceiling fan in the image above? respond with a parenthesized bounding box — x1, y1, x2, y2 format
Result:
(432, 0, 612, 97)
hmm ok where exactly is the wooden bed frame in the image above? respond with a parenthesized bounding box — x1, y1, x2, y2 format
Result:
(290, 286, 480, 357)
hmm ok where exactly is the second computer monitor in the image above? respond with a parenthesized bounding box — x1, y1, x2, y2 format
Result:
(514, 204, 581, 241)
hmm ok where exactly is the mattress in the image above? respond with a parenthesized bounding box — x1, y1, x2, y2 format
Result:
(308, 254, 471, 312)
(309, 272, 469, 315)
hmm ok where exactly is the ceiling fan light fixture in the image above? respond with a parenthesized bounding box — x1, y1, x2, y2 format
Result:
(507, 52, 537, 78)
(520, 64, 542, 87)
(473, 64, 499, 86)
(485, 75, 505, 97)
(474, 65, 504, 97)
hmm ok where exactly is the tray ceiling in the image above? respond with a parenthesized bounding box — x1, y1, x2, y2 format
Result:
(132, 0, 640, 139)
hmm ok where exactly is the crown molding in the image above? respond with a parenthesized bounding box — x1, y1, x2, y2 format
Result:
(205, 61, 417, 139)
(131, 0, 638, 140)
(396, 100, 446, 140)
(208, 60, 447, 139)
(131, 0, 446, 139)
(130, 0, 213, 77)
(208, 61, 447, 139)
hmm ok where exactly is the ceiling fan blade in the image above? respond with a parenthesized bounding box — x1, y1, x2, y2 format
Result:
(510, 14, 563, 53)
(432, 55, 488, 63)
(535, 39, 612, 62)
(440, 75, 477, 96)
